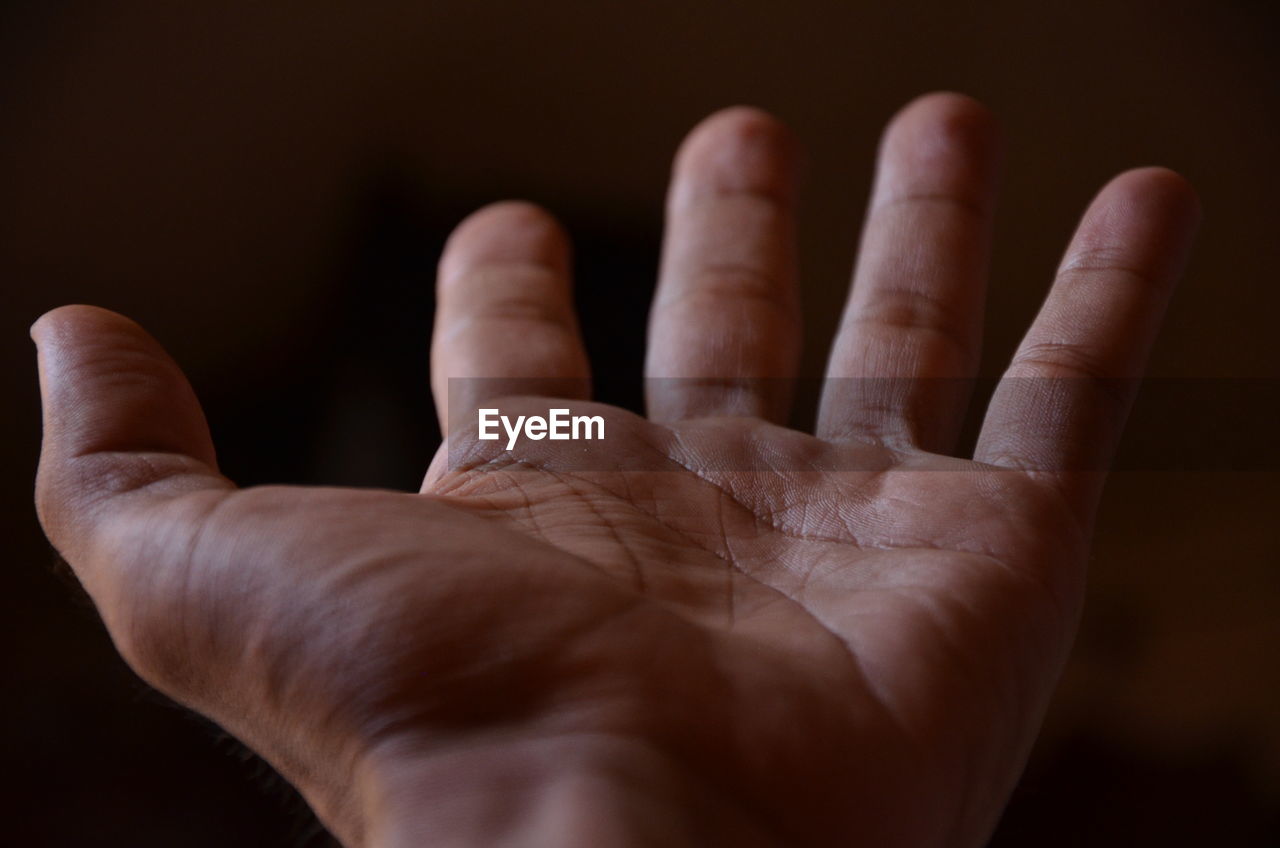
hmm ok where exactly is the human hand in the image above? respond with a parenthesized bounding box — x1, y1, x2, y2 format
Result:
(33, 93, 1199, 846)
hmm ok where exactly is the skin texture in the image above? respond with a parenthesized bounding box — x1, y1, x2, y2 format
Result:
(32, 93, 1200, 847)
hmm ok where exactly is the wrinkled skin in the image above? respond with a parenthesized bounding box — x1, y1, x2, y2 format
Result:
(32, 93, 1199, 846)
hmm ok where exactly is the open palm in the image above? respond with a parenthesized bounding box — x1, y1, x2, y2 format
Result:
(33, 94, 1198, 847)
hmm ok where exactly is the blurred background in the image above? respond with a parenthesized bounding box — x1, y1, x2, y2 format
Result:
(2, 0, 1277, 844)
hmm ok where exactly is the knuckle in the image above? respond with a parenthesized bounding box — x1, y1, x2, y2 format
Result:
(874, 190, 987, 221)
(696, 264, 780, 298)
(444, 267, 575, 330)
(35, 453, 215, 560)
(858, 287, 963, 336)
(1010, 341, 1132, 411)
(851, 288, 972, 368)
(1057, 247, 1159, 288)
(672, 265, 797, 320)
(1013, 340, 1109, 379)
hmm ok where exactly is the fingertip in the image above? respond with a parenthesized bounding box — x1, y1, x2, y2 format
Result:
(1107, 165, 1197, 195)
(1101, 166, 1202, 229)
(33, 305, 217, 463)
(679, 105, 798, 157)
(883, 91, 1001, 160)
(672, 105, 800, 203)
(872, 92, 1002, 214)
(33, 304, 165, 391)
(893, 90, 993, 119)
(32, 304, 135, 345)
(1069, 167, 1202, 284)
(455, 200, 565, 240)
(440, 201, 570, 282)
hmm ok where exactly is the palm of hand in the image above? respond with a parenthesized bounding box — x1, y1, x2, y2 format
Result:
(169, 412, 1074, 845)
(418, 409, 1078, 844)
(33, 93, 1197, 847)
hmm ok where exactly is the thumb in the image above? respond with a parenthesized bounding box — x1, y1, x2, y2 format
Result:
(32, 305, 231, 584)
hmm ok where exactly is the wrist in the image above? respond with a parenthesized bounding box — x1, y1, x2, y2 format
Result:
(348, 730, 776, 848)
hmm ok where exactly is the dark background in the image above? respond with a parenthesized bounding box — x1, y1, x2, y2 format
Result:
(2, 1, 1278, 844)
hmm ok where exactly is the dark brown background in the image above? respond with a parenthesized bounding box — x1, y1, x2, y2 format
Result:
(2, 1, 1277, 844)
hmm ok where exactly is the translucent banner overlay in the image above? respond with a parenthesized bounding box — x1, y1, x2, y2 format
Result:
(444, 377, 1280, 473)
